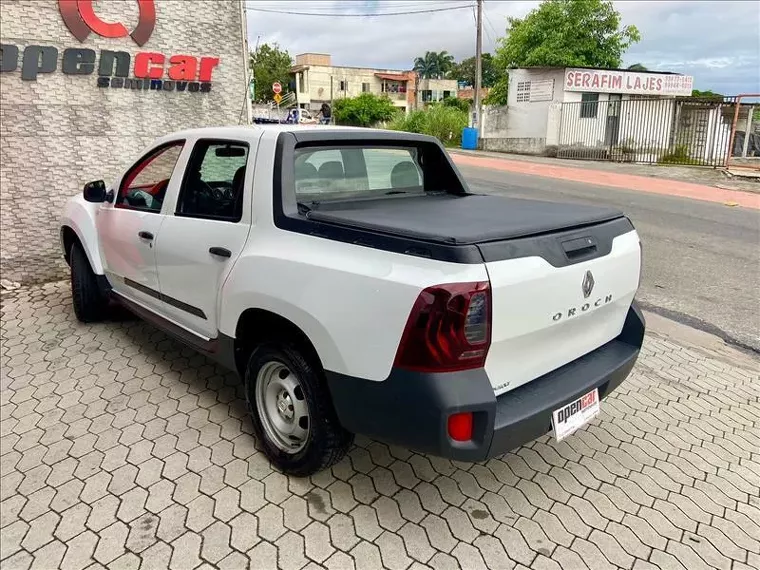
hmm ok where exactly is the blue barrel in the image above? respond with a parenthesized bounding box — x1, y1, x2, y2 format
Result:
(461, 127, 479, 150)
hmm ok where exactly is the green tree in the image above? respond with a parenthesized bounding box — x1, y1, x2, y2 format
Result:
(333, 93, 398, 127)
(413, 52, 438, 79)
(493, 0, 640, 69)
(627, 63, 648, 71)
(691, 89, 724, 99)
(449, 53, 501, 87)
(413, 50, 455, 79)
(249, 43, 293, 103)
(484, 76, 509, 106)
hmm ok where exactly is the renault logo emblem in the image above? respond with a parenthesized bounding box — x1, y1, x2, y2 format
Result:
(582, 270, 595, 299)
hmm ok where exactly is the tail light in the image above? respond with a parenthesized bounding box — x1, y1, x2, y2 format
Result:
(393, 281, 491, 373)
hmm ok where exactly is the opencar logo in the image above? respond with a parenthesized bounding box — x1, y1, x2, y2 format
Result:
(58, 0, 156, 46)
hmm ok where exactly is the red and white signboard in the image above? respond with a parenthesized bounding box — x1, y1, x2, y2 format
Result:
(272, 82, 282, 94)
(564, 68, 694, 97)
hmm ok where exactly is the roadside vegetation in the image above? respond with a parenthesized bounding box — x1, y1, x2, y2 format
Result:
(388, 98, 469, 146)
(330, 93, 469, 146)
(332, 93, 397, 128)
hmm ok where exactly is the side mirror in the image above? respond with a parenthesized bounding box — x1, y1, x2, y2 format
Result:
(83, 180, 107, 203)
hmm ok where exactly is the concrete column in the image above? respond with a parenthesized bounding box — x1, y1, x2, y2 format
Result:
(742, 106, 754, 158)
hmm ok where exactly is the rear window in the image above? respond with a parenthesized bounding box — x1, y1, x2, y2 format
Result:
(294, 146, 424, 198)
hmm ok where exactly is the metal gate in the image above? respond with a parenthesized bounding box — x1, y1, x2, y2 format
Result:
(556, 97, 739, 167)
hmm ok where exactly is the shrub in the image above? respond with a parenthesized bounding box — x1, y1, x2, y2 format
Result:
(441, 97, 471, 114)
(333, 93, 398, 127)
(389, 105, 469, 146)
(658, 144, 705, 165)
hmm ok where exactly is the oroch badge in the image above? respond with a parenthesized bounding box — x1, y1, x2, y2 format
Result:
(582, 270, 595, 299)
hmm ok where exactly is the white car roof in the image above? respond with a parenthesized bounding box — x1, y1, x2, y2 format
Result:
(159, 124, 388, 141)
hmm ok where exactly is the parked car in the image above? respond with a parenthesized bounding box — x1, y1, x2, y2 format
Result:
(60, 125, 645, 476)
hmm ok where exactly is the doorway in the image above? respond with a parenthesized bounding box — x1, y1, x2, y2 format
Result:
(605, 94, 622, 146)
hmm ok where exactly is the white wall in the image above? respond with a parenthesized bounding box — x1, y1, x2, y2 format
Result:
(0, 0, 248, 284)
(505, 68, 565, 140)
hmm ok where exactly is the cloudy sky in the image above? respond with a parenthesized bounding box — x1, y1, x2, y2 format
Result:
(245, 0, 760, 95)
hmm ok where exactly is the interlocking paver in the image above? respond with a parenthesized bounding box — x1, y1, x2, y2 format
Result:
(3, 285, 760, 570)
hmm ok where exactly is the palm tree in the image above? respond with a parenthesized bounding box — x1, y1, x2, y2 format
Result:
(413, 52, 439, 79)
(435, 51, 455, 79)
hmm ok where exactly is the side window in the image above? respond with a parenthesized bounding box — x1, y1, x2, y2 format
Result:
(176, 140, 249, 222)
(117, 142, 184, 212)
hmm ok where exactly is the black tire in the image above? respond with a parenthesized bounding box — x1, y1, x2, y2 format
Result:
(70, 243, 108, 323)
(244, 343, 353, 476)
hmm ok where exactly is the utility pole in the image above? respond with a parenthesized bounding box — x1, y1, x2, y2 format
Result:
(473, 0, 483, 129)
(250, 34, 261, 101)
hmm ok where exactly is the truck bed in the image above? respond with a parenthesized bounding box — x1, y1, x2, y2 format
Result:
(306, 193, 624, 245)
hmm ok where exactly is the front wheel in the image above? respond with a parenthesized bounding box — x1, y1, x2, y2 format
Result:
(245, 343, 353, 476)
(70, 243, 108, 323)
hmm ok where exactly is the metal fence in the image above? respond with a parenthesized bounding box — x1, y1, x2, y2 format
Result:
(555, 97, 742, 167)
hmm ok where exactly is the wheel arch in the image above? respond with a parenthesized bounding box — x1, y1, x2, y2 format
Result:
(60, 196, 105, 275)
(60, 225, 80, 266)
(232, 307, 327, 379)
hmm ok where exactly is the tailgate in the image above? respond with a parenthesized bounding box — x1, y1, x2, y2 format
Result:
(481, 220, 641, 395)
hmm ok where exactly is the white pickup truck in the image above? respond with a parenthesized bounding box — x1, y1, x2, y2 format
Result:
(60, 125, 645, 476)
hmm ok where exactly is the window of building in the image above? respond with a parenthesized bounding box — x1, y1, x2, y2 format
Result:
(117, 142, 184, 212)
(362, 82, 370, 93)
(339, 80, 347, 91)
(516, 81, 531, 103)
(580, 93, 600, 118)
(176, 140, 249, 222)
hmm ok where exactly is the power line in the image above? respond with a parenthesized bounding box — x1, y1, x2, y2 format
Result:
(246, 5, 474, 17)
(483, 1, 502, 47)
(250, 0, 465, 10)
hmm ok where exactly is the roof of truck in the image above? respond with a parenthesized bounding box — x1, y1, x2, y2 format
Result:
(164, 124, 380, 140)
(154, 124, 439, 148)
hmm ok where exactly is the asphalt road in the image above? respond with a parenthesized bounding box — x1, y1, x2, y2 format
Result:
(458, 163, 760, 353)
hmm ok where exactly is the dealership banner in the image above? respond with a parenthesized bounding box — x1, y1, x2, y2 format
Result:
(564, 68, 694, 97)
(0, 0, 219, 93)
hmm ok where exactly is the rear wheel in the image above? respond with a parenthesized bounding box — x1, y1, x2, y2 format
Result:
(70, 243, 108, 323)
(245, 343, 353, 476)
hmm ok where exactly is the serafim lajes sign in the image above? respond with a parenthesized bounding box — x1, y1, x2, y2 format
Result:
(0, 0, 220, 94)
(564, 68, 694, 97)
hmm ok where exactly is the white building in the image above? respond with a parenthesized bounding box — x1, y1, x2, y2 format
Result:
(291, 53, 415, 114)
(417, 78, 459, 105)
(482, 66, 697, 159)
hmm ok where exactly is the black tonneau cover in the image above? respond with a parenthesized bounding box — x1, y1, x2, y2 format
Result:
(307, 194, 624, 245)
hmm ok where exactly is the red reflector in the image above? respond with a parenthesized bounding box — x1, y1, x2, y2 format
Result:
(448, 412, 473, 442)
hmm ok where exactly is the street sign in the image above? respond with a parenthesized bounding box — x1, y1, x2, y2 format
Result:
(273, 93, 282, 104)
(272, 82, 282, 94)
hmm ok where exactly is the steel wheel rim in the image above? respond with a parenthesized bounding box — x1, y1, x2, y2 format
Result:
(255, 361, 310, 454)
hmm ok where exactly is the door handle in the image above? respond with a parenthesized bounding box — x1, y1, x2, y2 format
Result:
(138, 231, 154, 240)
(209, 247, 232, 258)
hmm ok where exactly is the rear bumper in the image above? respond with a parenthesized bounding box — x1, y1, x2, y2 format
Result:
(326, 302, 645, 462)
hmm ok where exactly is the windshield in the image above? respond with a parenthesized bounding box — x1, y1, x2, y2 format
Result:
(294, 146, 424, 200)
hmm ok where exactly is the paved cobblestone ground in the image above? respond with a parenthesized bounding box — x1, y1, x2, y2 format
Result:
(1, 282, 759, 570)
